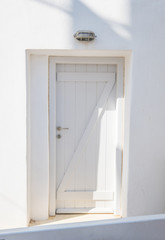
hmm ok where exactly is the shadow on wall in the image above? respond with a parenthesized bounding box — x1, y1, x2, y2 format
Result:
(72, 0, 131, 48)
(28, 0, 132, 48)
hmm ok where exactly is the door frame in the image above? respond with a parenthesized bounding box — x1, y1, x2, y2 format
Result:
(27, 50, 132, 221)
(49, 56, 124, 216)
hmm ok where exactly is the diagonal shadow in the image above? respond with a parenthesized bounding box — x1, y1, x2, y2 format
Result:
(27, 0, 131, 46)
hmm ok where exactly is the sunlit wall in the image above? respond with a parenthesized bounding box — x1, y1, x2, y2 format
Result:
(0, 0, 165, 229)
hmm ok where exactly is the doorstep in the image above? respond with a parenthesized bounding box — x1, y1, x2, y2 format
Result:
(29, 214, 121, 227)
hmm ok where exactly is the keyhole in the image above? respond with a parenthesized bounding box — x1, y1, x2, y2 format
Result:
(57, 134, 61, 139)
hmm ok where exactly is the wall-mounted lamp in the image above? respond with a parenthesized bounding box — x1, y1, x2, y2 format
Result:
(74, 30, 96, 42)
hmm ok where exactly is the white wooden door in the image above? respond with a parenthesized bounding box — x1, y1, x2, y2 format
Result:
(49, 57, 123, 214)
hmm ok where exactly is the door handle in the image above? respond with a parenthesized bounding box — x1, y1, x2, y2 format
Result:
(57, 126, 69, 131)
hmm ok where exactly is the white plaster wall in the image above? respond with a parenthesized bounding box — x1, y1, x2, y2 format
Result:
(0, 0, 165, 229)
(1, 214, 165, 240)
(29, 55, 49, 220)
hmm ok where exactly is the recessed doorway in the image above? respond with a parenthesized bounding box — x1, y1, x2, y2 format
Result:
(49, 57, 124, 216)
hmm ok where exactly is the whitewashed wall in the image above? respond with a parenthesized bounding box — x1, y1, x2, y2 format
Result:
(1, 214, 165, 240)
(0, 0, 165, 229)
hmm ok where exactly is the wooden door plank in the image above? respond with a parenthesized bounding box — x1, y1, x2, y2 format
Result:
(95, 82, 106, 209)
(74, 65, 87, 208)
(85, 82, 97, 208)
(56, 82, 65, 189)
(105, 88, 116, 209)
(63, 64, 76, 209)
(97, 83, 107, 192)
(57, 72, 115, 82)
(74, 81, 86, 208)
(57, 75, 115, 193)
(96, 64, 108, 209)
(85, 64, 97, 208)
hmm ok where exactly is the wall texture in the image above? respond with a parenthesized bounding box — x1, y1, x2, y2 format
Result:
(0, 0, 165, 229)
(1, 214, 165, 240)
